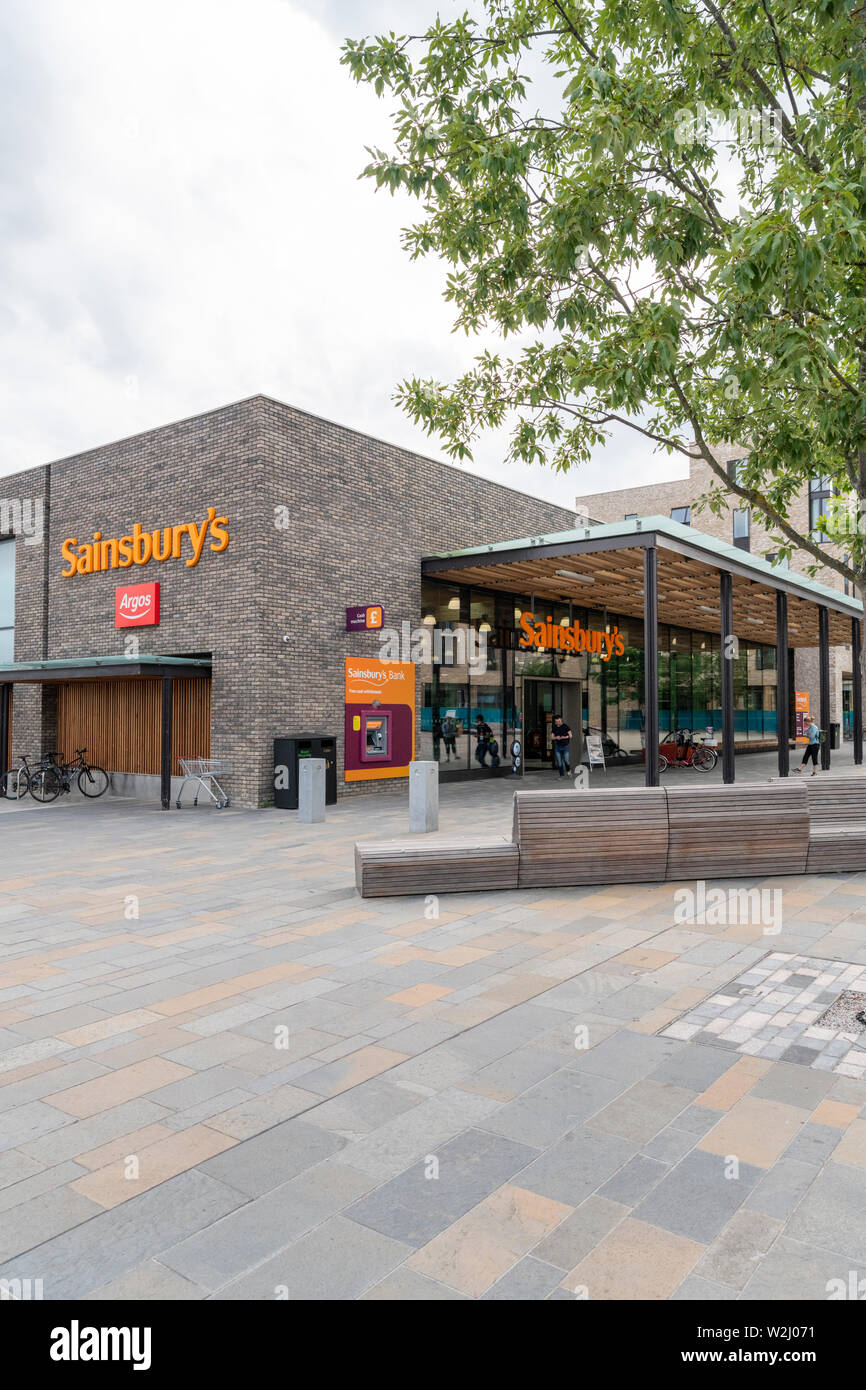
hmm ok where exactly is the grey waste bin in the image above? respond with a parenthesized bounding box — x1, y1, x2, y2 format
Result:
(274, 736, 337, 810)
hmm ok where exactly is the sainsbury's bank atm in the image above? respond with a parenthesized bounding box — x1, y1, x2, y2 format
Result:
(360, 710, 391, 762)
(344, 658, 415, 784)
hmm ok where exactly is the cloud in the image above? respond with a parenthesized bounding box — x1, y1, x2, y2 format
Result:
(0, 0, 664, 509)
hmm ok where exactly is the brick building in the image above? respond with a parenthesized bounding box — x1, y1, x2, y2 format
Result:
(0, 396, 577, 808)
(0, 401, 860, 808)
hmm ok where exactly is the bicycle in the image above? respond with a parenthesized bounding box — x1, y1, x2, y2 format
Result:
(30, 747, 109, 803)
(658, 730, 718, 774)
(2, 752, 56, 800)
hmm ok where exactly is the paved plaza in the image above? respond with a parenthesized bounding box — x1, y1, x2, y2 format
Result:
(1, 764, 866, 1301)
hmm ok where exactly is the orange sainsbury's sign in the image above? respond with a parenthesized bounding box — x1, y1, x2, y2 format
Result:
(61, 509, 229, 577)
(519, 611, 625, 661)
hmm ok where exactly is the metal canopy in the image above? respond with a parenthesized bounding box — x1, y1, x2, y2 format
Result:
(422, 516, 861, 648)
(0, 656, 212, 683)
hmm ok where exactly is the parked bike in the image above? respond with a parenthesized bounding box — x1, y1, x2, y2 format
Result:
(658, 729, 718, 773)
(30, 748, 109, 803)
(1, 751, 57, 800)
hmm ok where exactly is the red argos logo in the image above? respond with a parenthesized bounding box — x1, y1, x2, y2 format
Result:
(115, 582, 160, 628)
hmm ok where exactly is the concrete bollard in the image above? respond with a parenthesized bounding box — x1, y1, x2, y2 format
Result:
(298, 757, 326, 824)
(409, 760, 439, 833)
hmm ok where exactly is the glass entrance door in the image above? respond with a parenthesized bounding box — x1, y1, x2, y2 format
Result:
(524, 680, 557, 768)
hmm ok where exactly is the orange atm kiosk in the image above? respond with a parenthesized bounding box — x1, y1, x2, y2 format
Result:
(344, 659, 414, 783)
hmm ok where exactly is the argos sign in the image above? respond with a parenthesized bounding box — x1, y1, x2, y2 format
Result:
(115, 582, 160, 628)
(61, 509, 229, 578)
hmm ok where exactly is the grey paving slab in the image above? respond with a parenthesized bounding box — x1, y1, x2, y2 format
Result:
(740, 1235, 858, 1301)
(482, 1256, 564, 1300)
(672, 1275, 740, 1300)
(516, 1128, 636, 1208)
(785, 1122, 843, 1165)
(159, 1156, 375, 1289)
(745, 1157, 821, 1221)
(144, 1066, 256, 1111)
(212, 1216, 412, 1301)
(783, 1161, 866, 1263)
(0, 1101, 76, 1152)
(750, 1063, 837, 1109)
(0, 1170, 247, 1299)
(197, 1118, 347, 1198)
(641, 1125, 700, 1165)
(337, 1089, 501, 1181)
(530, 1195, 628, 1271)
(346, 1128, 539, 1247)
(0, 1184, 101, 1263)
(692, 1209, 783, 1290)
(633, 1149, 764, 1245)
(479, 1068, 626, 1148)
(360, 1267, 468, 1300)
(570, 1030, 684, 1083)
(597, 1154, 669, 1207)
(85, 1260, 206, 1301)
(647, 1045, 740, 1093)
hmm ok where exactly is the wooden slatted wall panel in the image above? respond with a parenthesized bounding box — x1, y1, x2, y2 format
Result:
(56, 679, 211, 776)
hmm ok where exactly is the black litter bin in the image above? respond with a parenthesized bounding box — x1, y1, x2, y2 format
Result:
(274, 736, 337, 810)
(830, 722, 840, 750)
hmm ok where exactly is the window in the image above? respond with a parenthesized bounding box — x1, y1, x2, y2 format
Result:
(733, 508, 750, 551)
(765, 551, 788, 571)
(624, 513, 638, 521)
(0, 539, 14, 661)
(809, 476, 833, 541)
(670, 506, 691, 526)
(844, 554, 856, 598)
(728, 456, 749, 485)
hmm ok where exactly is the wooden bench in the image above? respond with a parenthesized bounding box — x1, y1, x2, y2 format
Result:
(354, 834, 518, 898)
(804, 778, 866, 874)
(512, 787, 669, 888)
(665, 782, 809, 880)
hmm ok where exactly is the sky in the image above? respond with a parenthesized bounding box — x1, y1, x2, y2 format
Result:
(0, 0, 685, 504)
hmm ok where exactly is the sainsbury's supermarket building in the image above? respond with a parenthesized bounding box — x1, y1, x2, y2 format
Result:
(0, 395, 861, 808)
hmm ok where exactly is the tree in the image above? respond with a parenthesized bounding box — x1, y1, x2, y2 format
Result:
(342, 0, 866, 602)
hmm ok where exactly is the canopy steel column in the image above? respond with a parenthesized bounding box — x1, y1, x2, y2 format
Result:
(0, 683, 9, 788)
(853, 616, 863, 767)
(776, 591, 790, 777)
(818, 605, 831, 770)
(160, 675, 173, 811)
(643, 545, 659, 788)
(720, 571, 735, 783)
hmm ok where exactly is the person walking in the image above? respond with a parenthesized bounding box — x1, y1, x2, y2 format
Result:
(474, 715, 492, 766)
(551, 714, 572, 777)
(440, 713, 457, 762)
(795, 714, 821, 776)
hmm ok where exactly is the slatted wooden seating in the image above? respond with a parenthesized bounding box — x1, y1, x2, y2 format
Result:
(665, 782, 809, 881)
(804, 778, 866, 874)
(512, 787, 669, 888)
(354, 834, 518, 898)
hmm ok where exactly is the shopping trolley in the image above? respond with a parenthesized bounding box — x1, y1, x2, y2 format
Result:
(176, 757, 232, 809)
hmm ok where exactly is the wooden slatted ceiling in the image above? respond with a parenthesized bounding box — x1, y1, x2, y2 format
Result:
(428, 546, 853, 646)
(57, 678, 210, 776)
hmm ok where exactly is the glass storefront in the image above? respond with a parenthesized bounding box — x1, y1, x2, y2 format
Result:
(418, 578, 782, 774)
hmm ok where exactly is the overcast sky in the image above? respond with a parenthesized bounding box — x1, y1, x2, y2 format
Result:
(0, 0, 683, 503)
